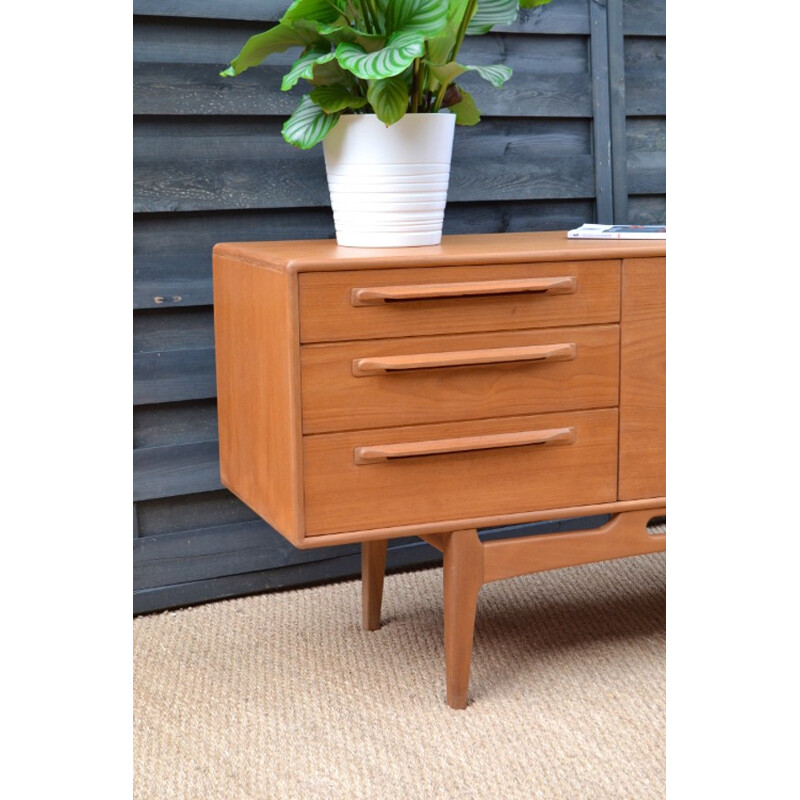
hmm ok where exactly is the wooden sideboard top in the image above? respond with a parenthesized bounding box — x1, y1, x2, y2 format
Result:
(213, 231, 667, 274)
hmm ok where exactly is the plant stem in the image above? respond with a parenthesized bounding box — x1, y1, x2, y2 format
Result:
(432, 81, 448, 113)
(361, 0, 379, 33)
(450, 0, 478, 64)
(356, 76, 370, 107)
(323, 0, 344, 17)
(432, 0, 477, 112)
(421, 54, 431, 111)
(411, 58, 420, 113)
(346, 1, 367, 32)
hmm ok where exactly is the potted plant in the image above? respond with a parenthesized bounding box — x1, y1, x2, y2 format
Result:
(222, 0, 555, 247)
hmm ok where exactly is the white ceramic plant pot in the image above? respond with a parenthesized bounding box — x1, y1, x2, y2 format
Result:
(322, 113, 457, 248)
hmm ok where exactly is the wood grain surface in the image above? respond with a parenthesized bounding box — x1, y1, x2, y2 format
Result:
(301, 325, 619, 433)
(619, 257, 666, 500)
(303, 408, 619, 536)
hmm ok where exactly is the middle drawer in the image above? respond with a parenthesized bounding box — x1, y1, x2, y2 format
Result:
(300, 325, 619, 433)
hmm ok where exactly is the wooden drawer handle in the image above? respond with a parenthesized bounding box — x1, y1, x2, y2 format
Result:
(354, 427, 576, 465)
(352, 343, 577, 376)
(350, 276, 577, 306)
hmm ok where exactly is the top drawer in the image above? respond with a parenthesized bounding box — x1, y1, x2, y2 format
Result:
(298, 260, 621, 343)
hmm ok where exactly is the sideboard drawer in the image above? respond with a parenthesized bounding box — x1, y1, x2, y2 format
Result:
(298, 261, 621, 343)
(301, 325, 620, 434)
(302, 408, 619, 535)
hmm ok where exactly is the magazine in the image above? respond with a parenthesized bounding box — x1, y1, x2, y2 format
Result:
(567, 223, 666, 240)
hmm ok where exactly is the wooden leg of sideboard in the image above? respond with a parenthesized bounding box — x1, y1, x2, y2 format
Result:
(361, 539, 388, 631)
(441, 529, 485, 709)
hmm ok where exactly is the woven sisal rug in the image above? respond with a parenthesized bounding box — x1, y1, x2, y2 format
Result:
(134, 552, 665, 799)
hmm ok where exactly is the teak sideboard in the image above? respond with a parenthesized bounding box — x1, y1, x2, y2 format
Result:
(212, 231, 666, 709)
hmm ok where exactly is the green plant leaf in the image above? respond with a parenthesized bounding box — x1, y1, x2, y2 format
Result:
(220, 23, 322, 76)
(426, 26, 457, 66)
(310, 84, 369, 112)
(316, 25, 386, 51)
(308, 57, 350, 86)
(469, 63, 512, 88)
(449, 87, 481, 125)
(387, 0, 449, 37)
(281, 47, 337, 91)
(281, 0, 346, 24)
(448, 0, 474, 17)
(426, 0, 471, 65)
(427, 61, 465, 86)
(467, 0, 519, 35)
(281, 96, 341, 149)
(336, 31, 425, 80)
(367, 75, 410, 125)
(429, 61, 512, 93)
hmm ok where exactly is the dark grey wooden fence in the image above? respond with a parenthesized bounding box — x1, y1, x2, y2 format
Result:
(133, 0, 665, 614)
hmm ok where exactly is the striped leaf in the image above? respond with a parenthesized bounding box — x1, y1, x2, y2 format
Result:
(220, 23, 321, 76)
(367, 76, 410, 125)
(310, 85, 369, 113)
(281, 48, 336, 91)
(470, 63, 513, 88)
(335, 32, 425, 80)
(281, 96, 341, 149)
(387, 0, 449, 37)
(467, 0, 519, 35)
(429, 61, 512, 90)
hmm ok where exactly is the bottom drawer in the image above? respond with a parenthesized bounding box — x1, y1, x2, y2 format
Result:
(303, 408, 618, 535)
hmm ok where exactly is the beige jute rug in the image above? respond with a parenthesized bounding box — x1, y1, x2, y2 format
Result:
(133, 552, 665, 800)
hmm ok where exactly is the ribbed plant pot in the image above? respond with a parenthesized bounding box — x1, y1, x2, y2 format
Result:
(322, 113, 456, 248)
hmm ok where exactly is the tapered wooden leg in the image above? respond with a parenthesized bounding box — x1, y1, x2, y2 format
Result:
(441, 529, 485, 709)
(361, 539, 388, 631)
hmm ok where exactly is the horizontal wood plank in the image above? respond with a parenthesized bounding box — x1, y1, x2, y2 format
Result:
(133, 537, 442, 614)
(134, 306, 214, 352)
(625, 80, 666, 116)
(134, 399, 218, 449)
(134, 519, 361, 590)
(627, 196, 666, 225)
(134, 116, 590, 160)
(134, 22, 589, 69)
(134, 118, 595, 212)
(135, 489, 259, 537)
(133, 201, 594, 258)
(134, 274, 214, 310)
(134, 348, 216, 404)
(626, 152, 666, 194)
(134, 155, 595, 211)
(624, 36, 666, 116)
(133, 0, 287, 21)
(134, 64, 592, 117)
(626, 117, 666, 153)
(625, 117, 665, 195)
(133, 200, 596, 308)
(133, 0, 591, 34)
(623, 0, 666, 36)
(134, 440, 222, 500)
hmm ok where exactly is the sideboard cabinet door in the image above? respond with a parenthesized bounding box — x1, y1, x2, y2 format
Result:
(619, 258, 666, 500)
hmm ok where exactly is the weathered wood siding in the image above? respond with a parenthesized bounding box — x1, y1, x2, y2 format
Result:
(133, 0, 666, 614)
